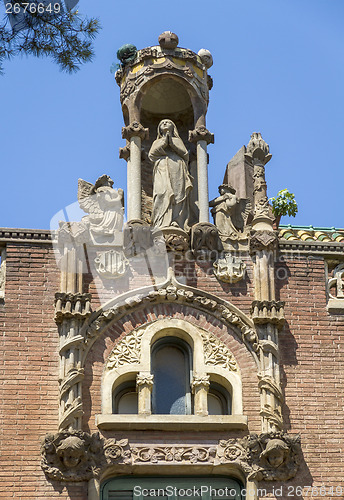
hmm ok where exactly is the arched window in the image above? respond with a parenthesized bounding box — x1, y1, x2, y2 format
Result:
(151, 337, 192, 415)
(207, 382, 231, 415)
(113, 381, 138, 414)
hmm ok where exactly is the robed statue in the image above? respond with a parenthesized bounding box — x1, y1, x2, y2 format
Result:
(149, 119, 192, 231)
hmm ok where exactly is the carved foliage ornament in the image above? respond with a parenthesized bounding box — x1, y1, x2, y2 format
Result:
(201, 331, 238, 371)
(41, 431, 301, 483)
(85, 279, 259, 353)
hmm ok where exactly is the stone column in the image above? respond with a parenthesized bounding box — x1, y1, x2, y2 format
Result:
(122, 122, 149, 221)
(136, 372, 154, 415)
(189, 126, 214, 223)
(56, 226, 91, 431)
(191, 374, 210, 416)
(246, 134, 284, 433)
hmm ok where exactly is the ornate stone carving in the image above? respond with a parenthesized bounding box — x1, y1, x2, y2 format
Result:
(244, 133, 273, 223)
(250, 229, 278, 252)
(78, 175, 124, 245)
(57, 220, 89, 246)
(158, 31, 179, 50)
(327, 263, 344, 313)
(124, 220, 155, 258)
(94, 249, 128, 279)
(41, 431, 105, 482)
(55, 292, 92, 324)
(191, 222, 220, 258)
(189, 126, 214, 145)
(122, 122, 149, 141)
(198, 48, 213, 69)
(149, 119, 192, 231)
(84, 273, 258, 356)
(213, 254, 246, 284)
(42, 432, 301, 482)
(106, 328, 145, 370)
(130, 445, 216, 464)
(160, 227, 190, 253)
(251, 300, 285, 328)
(136, 372, 154, 387)
(104, 438, 131, 463)
(191, 374, 210, 391)
(210, 184, 252, 251)
(201, 331, 238, 371)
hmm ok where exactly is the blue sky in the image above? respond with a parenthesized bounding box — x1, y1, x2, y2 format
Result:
(1, 0, 343, 229)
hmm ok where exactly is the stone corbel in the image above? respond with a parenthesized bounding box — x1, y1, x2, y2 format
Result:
(250, 229, 278, 253)
(191, 222, 220, 259)
(55, 292, 92, 324)
(251, 300, 285, 329)
(191, 374, 210, 416)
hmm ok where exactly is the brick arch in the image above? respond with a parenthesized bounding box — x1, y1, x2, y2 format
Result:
(82, 303, 261, 433)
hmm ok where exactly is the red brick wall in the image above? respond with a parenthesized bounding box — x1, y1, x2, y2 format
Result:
(0, 243, 87, 499)
(2, 241, 344, 500)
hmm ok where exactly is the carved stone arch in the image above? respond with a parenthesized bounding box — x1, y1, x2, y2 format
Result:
(80, 274, 259, 368)
(101, 318, 243, 415)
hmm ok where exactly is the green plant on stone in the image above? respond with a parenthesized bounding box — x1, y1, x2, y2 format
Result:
(269, 189, 298, 219)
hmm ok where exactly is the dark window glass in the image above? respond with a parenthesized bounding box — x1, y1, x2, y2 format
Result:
(151, 337, 192, 415)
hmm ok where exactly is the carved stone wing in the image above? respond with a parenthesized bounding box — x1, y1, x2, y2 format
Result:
(232, 198, 252, 232)
(77, 179, 102, 216)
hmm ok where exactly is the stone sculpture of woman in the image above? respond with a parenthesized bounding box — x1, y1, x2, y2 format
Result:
(149, 119, 192, 231)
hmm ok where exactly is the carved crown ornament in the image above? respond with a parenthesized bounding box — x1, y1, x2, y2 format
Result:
(41, 430, 302, 483)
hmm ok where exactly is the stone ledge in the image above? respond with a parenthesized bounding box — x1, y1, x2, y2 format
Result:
(96, 414, 248, 431)
(327, 299, 344, 314)
(0, 227, 55, 244)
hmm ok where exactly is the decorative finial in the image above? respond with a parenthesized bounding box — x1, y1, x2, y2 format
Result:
(245, 132, 272, 165)
(158, 31, 179, 50)
(198, 49, 213, 69)
(116, 44, 137, 66)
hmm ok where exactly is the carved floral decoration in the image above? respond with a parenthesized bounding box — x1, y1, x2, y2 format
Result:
(41, 431, 301, 483)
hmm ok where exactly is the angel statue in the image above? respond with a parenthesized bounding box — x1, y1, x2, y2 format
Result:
(78, 174, 124, 244)
(149, 119, 193, 231)
(209, 184, 252, 249)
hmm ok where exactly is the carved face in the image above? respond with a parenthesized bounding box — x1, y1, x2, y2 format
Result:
(57, 436, 85, 469)
(159, 119, 174, 136)
(266, 449, 285, 468)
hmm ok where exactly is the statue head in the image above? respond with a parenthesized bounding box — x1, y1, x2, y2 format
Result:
(218, 184, 236, 196)
(94, 175, 114, 191)
(157, 119, 180, 139)
(260, 439, 289, 469)
(198, 49, 213, 69)
(56, 436, 86, 469)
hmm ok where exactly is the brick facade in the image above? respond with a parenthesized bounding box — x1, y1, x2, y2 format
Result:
(1, 235, 344, 499)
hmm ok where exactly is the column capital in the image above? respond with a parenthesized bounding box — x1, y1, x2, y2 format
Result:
(136, 372, 154, 388)
(191, 374, 210, 393)
(189, 126, 214, 145)
(122, 122, 149, 141)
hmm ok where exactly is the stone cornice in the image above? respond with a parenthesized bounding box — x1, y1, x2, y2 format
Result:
(278, 238, 344, 256)
(0, 227, 55, 244)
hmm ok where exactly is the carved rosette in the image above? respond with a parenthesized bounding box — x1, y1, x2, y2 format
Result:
(189, 126, 214, 145)
(122, 122, 149, 141)
(42, 431, 301, 483)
